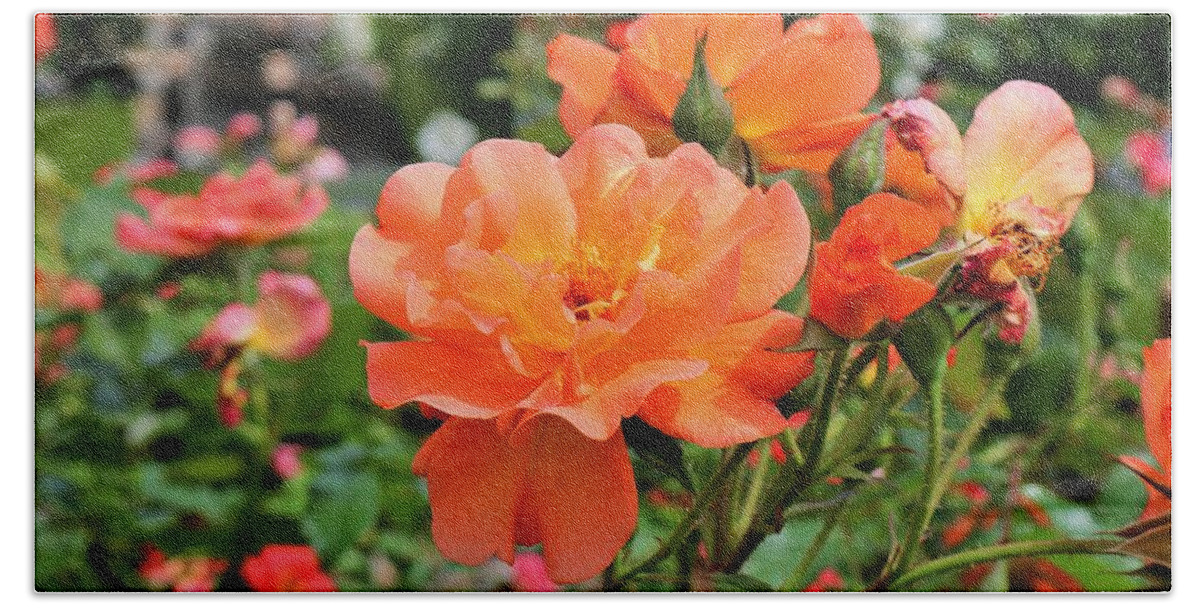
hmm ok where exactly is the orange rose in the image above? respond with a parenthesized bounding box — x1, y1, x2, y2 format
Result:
(352, 124, 814, 582)
(547, 13, 880, 172)
(116, 159, 328, 257)
(808, 192, 941, 340)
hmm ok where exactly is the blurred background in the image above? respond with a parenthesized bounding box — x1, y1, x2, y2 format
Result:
(34, 14, 1171, 592)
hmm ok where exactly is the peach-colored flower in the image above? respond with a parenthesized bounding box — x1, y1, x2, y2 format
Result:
(884, 81, 1093, 292)
(1119, 339, 1171, 520)
(193, 271, 331, 364)
(352, 124, 814, 582)
(808, 193, 941, 339)
(547, 13, 880, 172)
(116, 160, 328, 257)
(139, 546, 228, 592)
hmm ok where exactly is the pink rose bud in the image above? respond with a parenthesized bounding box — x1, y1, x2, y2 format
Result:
(271, 443, 304, 480)
(512, 553, 559, 592)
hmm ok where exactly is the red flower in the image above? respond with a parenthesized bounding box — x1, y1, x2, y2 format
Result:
(35, 14, 56, 64)
(804, 567, 845, 591)
(241, 545, 336, 592)
(808, 193, 941, 339)
(116, 160, 328, 257)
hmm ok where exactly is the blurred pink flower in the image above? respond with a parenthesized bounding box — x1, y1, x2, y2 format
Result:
(35, 267, 103, 313)
(116, 160, 328, 257)
(93, 158, 179, 186)
(272, 443, 305, 480)
(139, 546, 228, 592)
(174, 125, 222, 167)
(1125, 131, 1171, 196)
(193, 271, 331, 364)
(226, 112, 263, 142)
(1100, 75, 1142, 109)
(302, 147, 349, 184)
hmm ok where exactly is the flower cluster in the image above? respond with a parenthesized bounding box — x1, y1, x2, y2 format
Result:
(347, 12, 1108, 586)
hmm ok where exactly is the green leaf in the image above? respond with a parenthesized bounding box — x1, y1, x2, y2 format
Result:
(672, 34, 734, 156)
(828, 117, 888, 216)
(894, 304, 955, 388)
(303, 470, 381, 561)
(621, 417, 693, 492)
(1001, 348, 1078, 434)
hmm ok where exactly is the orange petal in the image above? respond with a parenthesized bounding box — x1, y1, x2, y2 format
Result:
(544, 359, 709, 441)
(639, 311, 808, 447)
(363, 340, 540, 418)
(412, 417, 520, 566)
(451, 139, 576, 265)
(960, 80, 1094, 236)
(348, 225, 418, 333)
(725, 181, 812, 320)
(883, 137, 958, 229)
(728, 14, 879, 143)
(518, 415, 638, 584)
(882, 97, 967, 198)
(1141, 339, 1171, 476)
(839, 192, 942, 261)
(377, 162, 454, 242)
(546, 34, 619, 139)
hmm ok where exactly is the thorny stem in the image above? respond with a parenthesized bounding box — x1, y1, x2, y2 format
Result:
(721, 346, 851, 572)
(892, 355, 948, 577)
(608, 442, 754, 589)
(887, 538, 1117, 590)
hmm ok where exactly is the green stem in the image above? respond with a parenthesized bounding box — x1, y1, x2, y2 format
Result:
(721, 346, 851, 571)
(731, 442, 770, 542)
(893, 359, 948, 575)
(927, 382, 1005, 520)
(609, 442, 754, 588)
(819, 343, 890, 477)
(888, 538, 1116, 591)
